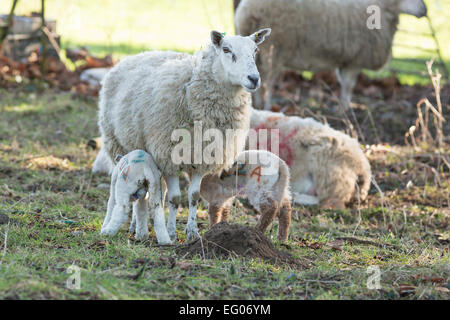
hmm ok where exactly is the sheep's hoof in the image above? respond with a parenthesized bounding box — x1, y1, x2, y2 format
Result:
(156, 231, 173, 245)
(168, 229, 177, 241)
(135, 231, 149, 241)
(185, 226, 200, 241)
(100, 228, 116, 236)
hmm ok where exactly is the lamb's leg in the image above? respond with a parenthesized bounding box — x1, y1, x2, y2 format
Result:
(166, 175, 181, 241)
(129, 210, 136, 234)
(336, 68, 359, 110)
(220, 198, 234, 223)
(186, 173, 202, 240)
(134, 196, 149, 241)
(101, 170, 118, 232)
(255, 197, 279, 234)
(277, 198, 291, 242)
(208, 203, 224, 228)
(100, 192, 130, 236)
(148, 180, 172, 245)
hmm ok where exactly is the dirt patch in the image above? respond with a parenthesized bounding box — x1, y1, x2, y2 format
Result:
(177, 222, 309, 268)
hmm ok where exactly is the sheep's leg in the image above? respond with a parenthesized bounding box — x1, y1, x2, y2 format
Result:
(277, 198, 291, 242)
(100, 192, 130, 236)
(255, 198, 279, 234)
(166, 175, 181, 241)
(336, 68, 359, 110)
(134, 196, 149, 241)
(186, 173, 202, 240)
(148, 180, 172, 245)
(101, 170, 118, 232)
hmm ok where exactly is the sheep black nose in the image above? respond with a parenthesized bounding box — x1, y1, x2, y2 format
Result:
(247, 75, 259, 86)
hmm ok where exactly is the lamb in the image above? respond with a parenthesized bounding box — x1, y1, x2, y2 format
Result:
(235, 0, 427, 109)
(249, 108, 372, 209)
(98, 29, 271, 240)
(100, 150, 172, 244)
(200, 150, 291, 242)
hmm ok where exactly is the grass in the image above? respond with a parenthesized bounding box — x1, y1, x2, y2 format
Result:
(1, 0, 450, 84)
(0, 88, 448, 299)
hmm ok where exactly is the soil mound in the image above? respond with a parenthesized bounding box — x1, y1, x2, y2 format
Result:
(177, 222, 308, 268)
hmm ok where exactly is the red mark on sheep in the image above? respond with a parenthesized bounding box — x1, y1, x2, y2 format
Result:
(250, 166, 262, 183)
(253, 124, 298, 167)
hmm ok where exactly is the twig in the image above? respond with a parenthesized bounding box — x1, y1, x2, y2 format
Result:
(0, 222, 10, 264)
(130, 259, 149, 280)
(335, 236, 399, 250)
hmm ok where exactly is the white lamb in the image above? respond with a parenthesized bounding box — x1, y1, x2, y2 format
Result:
(200, 150, 291, 242)
(98, 29, 271, 240)
(235, 0, 427, 109)
(249, 108, 372, 209)
(100, 150, 172, 244)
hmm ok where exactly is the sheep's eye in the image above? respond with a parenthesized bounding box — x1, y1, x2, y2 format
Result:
(223, 47, 231, 54)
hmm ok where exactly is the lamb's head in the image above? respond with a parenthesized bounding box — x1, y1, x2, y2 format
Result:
(399, 0, 427, 18)
(210, 28, 271, 92)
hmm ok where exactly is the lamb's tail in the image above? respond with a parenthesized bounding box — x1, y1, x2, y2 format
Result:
(273, 157, 291, 205)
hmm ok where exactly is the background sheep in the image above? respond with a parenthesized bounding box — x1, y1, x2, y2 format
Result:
(200, 150, 291, 242)
(249, 108, 372, 209)
(100, 150, 171, 244)
(98, 29, 271, 240)
(235, 0, 428, 109)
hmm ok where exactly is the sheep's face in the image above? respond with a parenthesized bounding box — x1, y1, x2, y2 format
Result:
(399, 0, 427, 18)
(211, 28, 271, 92)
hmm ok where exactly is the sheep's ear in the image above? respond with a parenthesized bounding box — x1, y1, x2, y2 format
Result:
(250, 28, 271, 45)
(211, 30, 224, 47)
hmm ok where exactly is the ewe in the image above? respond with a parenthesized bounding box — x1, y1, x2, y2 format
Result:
(249, 108, 372, 209)
(100, 150, 172, 244)
(235, 0, 427, 109)
(200, 150, 292, 242)
(98, 29, 271, 240)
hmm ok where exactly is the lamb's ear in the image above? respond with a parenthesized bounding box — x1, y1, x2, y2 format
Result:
(250, 28, 271, 45)
(211, 30, 224, 48)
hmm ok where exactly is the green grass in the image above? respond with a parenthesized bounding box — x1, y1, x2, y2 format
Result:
(0, 89, 448, 299)
(1, 0, 449, 84)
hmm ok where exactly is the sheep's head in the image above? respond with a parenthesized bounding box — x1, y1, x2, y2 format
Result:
(211, 28, 271, 92)
(399, 0, 427, 18)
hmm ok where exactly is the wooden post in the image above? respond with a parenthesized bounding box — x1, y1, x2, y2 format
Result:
(40, 0, 46, 74)
(0, 0, 19, 50)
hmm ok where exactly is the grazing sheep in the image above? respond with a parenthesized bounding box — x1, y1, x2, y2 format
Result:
(235, 0, 427, 109)
(100, 150, 172, 244)
(200, 150, 291, 241)
(98, 29, 271, 240)
(249, 108, 372, 209)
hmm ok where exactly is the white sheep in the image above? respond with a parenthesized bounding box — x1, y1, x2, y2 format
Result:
(100, 149, 172, 244)
(200, 150, 291, 242)
(98, 29, 271, 241)
(249, 108, 372, 209)
(235, 0, 427, 109)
